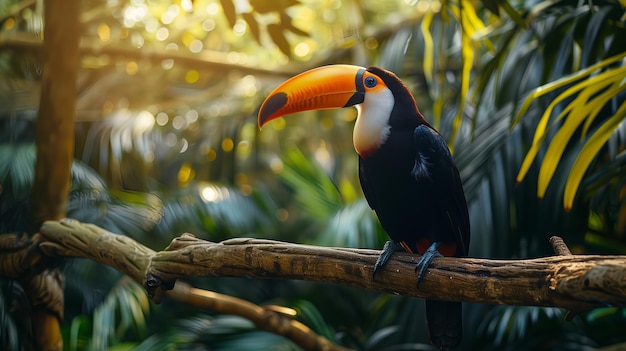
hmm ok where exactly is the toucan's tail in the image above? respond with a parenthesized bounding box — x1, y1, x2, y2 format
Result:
(425, 299, 462, 349)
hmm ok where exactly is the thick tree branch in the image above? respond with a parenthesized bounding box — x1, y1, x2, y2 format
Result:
(38, 219, 626, 316)
(37, 219, 348, 351)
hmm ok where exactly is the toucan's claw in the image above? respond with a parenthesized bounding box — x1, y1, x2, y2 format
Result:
(373, 241, 404, 279)
(415, 242, 443, 287)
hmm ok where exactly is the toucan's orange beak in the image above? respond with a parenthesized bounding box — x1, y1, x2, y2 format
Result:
(258, 64, 366, 129)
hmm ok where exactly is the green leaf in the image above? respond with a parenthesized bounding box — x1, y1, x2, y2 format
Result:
(563, 99, 626, 210)
(0, 143, 35, 200)
(500, 0, 526, 29)
(421, 11, 435, 99)
(449, 3, 474, 151)
(511, 52, 626, 128)
(581, 80, 626, 137)
(447, 0, 485, 150)
(319, 198, 380, 249)
(580, 7, 613, 67)
(68, 316, 90, 351)
(89, 278, 150, 349)
(536, 74, 625, 197)
(515, 61, 626, 184)
(280, 147, 342, 219)
(294, 300, 335, 341)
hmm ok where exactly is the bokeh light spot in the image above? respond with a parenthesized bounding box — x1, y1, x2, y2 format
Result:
(294, 42, 311, 57)
(365, 37, 378, 50)
(343, 108, 357, 122)
(126, 61, 138, 75)
(270, 157, 284, 173)
(177, 163, 194, 185)
(201, 186, 219, 202)
(206, 148, 217, 161)
(272, 117, 286, 131)
(179, 138, 189, 153)
(97, 23, 110, 42)
(165, 132, 178, 147)
(185, 70, 200, 83)
(221, 138, 234, 152)
(161, 59, 174, 70)
(189, 39, 203, 53)
(172, 115, 186, 129)
(186, 109, 199, 123)
(237, 140, 250, 158)
(3, 18, 15, 30)
(233, 19, 246, 36)
(202, 19, 216, 31)
(206, 3, 219, 15)
(156, 27, 169, 41)
(156, 112, 169, 126)
(181, 0, 193, 12)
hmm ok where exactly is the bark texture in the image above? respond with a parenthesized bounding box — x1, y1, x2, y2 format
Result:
(37, 219, 626, 314)
(26, 1, 80, 350)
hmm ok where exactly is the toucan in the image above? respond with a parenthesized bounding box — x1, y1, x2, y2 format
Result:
(257, 65, 470, 349)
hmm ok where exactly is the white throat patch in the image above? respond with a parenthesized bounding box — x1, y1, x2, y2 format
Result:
(353, 87, 394, 157)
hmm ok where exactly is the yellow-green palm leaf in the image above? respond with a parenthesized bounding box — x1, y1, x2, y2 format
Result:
(514, 53, 626, 209)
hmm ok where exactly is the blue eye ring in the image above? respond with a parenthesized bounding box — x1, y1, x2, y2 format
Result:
(364, 76, 377, 88)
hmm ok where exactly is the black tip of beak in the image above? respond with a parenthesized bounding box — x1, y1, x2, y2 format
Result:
(259, 92, 288, 127)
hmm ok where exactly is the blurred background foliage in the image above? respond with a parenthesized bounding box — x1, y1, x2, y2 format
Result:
(1, 0, 625, 349)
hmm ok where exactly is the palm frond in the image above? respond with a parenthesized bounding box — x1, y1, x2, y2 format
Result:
(564, 101, 626, 210)
(477, 306, 564, 346)
(151, 183, 271, 243)
(67, 161, 162, 239)
(514, 54, 626, 208)
(173, 314, 299, 351)
(318, 198, 382, 249)
(0, 143, 35, 202)
(88, 278, 149, 350)
(0, 280, 22, 351)
(279, 147, 343, 220)
(292, 299, 337, 341)
(197, 183, 272, 239)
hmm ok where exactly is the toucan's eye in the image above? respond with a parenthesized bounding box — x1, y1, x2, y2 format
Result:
(364, 76, 377, 88)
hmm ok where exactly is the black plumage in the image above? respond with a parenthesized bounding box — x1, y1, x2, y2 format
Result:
(358, 67, 470, 349)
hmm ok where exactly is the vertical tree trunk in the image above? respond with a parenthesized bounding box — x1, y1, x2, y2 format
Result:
(28, 0, 80, 349)
(31, 0, 79, 226)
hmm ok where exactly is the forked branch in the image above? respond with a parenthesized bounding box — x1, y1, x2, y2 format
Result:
(38, 219, 626, 328)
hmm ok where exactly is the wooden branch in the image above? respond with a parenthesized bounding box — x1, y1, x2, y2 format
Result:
(168, 281, 351, 351)
(550, 235, 573, 256)
(38, 219, 626, 315)
(0, 32, 299, 78)
(0, 233, 49, 279)
(37, 219, 349, 351)
(145, 235, 626, 313)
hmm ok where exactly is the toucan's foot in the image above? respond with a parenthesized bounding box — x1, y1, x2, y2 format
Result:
(415, 242, 443, 287)
(373, 241, 404, 279)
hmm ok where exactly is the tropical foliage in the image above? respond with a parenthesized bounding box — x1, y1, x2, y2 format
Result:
(1, 0, 625, 350)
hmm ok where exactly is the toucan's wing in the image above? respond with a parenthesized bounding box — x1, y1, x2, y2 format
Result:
(412, 124, 470, 256)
